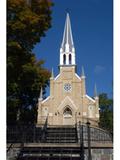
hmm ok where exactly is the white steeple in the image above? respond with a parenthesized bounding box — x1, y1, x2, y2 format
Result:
(60, 13, 75, 66)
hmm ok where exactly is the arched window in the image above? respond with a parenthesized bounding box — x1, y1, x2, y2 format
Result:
(69, 54, 72, 64)
(63, 107, 72, 117)
(63, 54, 66, 64)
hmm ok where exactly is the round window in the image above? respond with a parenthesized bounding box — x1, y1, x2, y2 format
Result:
(64, 83, 72, 92)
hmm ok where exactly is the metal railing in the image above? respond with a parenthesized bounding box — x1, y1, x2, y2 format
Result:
(76, 121, 113, 160)
(7, 123, 112, 144)
(77, 122, 112, 142)
(7, 122, 113, 160)
(41, 115, 48, 142)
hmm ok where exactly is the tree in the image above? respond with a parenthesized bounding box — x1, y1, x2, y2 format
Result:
(99, 93, 113, 135)
(7, 0, 53, 124)
(8, 0, 53, 51)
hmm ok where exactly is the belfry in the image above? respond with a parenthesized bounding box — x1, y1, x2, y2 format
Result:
(37, 13, 100, 126)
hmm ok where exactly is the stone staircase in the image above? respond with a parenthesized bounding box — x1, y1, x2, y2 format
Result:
(17, 125, 81, 160)
(7, 124, 113, 160)
(45, 126, 78, 143)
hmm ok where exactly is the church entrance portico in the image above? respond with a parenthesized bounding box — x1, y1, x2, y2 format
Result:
(63, 106, 74, 125)
(57, 96, 77, 126)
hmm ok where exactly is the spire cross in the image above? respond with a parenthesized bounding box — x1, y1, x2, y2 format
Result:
(66, 8, 70, 13)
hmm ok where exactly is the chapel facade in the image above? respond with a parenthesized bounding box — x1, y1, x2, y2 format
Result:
(37, 13, 100, 126)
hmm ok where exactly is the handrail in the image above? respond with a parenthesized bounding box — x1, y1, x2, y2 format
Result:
(7, 143, 13, 153)
(41, 115, 48, 142)
(7, 122, 112, 144)
(79, 122, 85, 160)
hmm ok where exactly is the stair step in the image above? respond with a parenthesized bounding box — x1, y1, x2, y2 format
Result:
(18, 156, 80, 160)
(47, 132, 76, 134)
(46, 138, 76, 139)
(45, 141, 77, 143)
(47, 128, 76, 130)
(22, 147, 80, 152)
(16, 126, 79, 160)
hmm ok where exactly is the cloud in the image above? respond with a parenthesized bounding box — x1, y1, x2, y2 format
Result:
(94, 65, 105, 74)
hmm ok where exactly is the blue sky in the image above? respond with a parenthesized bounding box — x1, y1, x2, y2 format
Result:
(33, 0, 113, 98)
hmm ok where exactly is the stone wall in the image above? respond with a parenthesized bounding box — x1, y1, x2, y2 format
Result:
(84, 149, 113, 160)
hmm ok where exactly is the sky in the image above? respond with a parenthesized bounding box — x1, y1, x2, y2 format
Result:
(33, 0, 113, 98)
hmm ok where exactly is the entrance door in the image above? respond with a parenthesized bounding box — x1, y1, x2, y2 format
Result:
(63, 107, 73, 125)
(63, 116, 73, 125)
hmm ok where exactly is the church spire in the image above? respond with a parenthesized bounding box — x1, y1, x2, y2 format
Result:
(60, 13, 75, 66)
(61, 13, 74, 52)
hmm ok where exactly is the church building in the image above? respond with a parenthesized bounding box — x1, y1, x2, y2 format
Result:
(37, 13, 100, 126)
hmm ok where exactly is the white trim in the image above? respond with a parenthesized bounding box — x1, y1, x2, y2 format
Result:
(41, 96, 50, 104)
(85, 95, 95, 103)
(75, 73, 81, 80)
(54, 74, 60, 81)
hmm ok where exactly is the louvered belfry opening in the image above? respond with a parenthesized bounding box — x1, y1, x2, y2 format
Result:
(63, 54, 66, 64)
(69, 54, 72, 64)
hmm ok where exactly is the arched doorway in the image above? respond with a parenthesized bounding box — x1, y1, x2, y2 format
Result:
(63, 106, 73, 125)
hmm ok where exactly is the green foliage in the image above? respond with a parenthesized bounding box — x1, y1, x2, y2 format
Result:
(99, 93, 113, 134)
(7, 0, 53, 124)
(8, 0, 53, 50)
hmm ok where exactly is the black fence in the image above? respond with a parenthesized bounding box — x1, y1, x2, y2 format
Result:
(7, 122, 112, 144)
(7, 122, 113, 160)
(7, 124, 42, 143)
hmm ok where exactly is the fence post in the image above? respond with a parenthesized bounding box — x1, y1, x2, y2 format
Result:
(33, 124, 36, 142)
(79, 121, 84, 160)
(87, 121, 92, 160)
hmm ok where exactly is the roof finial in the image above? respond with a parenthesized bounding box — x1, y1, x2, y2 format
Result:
(81, 66, 85, 78)
(51, 68, 54, 78)
(94, 83, 98, 98)
(39, 87, 43, 101)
